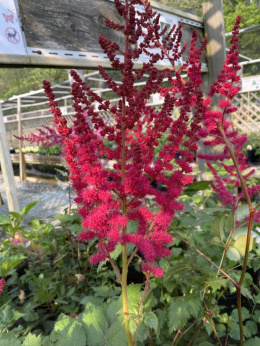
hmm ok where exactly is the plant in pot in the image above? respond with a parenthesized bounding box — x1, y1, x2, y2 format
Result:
(245, 132, 260, 164)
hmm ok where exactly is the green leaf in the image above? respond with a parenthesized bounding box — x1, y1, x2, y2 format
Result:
(184, 181, 211, 194)
(106, 299, 122, 326)
(226, 247, 241, 262)
(254, 293, 260, 305)
(206, 278, 227, 292)
(230, 323, 240, 341)
(53, 314, 86, 346)
(236, 204, 249, 222)
(231, 307, 251, 322)
(0, 334, 21, 346)
(80, 302, 108, 346)
(144, 311, 158, 331)
(225, 211, 234, 233)
(106, 318, 127, 346)
(168, 294, 201, 332)
(0, 215, 11, 225)
(110, 244, 122, 261)
(127, 284, 142, 313)
(245, 321, 258, 336)
(128, 319, 137, 335)
(135, 321, 150, 343)
(210, 214, 225, 241)
(0, 255, 26, 276)
(233, 234, 255, 256)
(244, 337, 260, 346)
(171, 247, 182, 258)
(22, 333, 41, 346)
(19, 200, 39, 216)
(241, 286, 253, 300)
(0, 304, 25, 325)
(127, 220, 138, 233)
(80, 296, 104, 306)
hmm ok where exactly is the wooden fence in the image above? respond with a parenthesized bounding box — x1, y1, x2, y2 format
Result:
(3, 91, 260, 151)
(232, 91, 260, 134)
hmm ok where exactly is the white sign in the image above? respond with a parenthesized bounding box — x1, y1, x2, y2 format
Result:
(0, 0, 27, 55)
(242, 75, 260, 92)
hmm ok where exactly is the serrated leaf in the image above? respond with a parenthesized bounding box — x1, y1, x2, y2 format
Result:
(135, 321, 150, 343)
(127, 284, 142, 313)
(210, 214, 225, 241)
(144, 311, 158, 331)
(80, 302, 108, 346)
(22, 333, 41, 346)
(206, 278, 227, 292)
(53, 314, 86, 346)
(106, 299, 122, 326)
(241, 286, 253, 300)
(106, 318, 127, 346)
(128, 319, 137, 335)
(226, 247, 241, 261)
(233, 234, 255, 256)
(168, 294, 201, 332)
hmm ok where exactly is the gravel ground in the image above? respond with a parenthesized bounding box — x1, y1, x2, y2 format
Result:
(0, 175, 71, 222)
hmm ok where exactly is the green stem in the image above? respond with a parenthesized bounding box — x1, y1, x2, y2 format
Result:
(217, 211, 237, 277)
(187, 321, 204, 346)
(122, 244, 133, 346)
(236, 285, 243, 345)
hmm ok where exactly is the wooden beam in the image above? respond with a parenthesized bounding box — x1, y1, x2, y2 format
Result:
(198, 0, 226, 180)
(202, 0, 226, 92)
(0, 104, 19, 212)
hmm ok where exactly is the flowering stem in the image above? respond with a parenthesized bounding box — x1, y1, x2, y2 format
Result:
(133, 273, 151, 344)
(218, 123, 256, 345)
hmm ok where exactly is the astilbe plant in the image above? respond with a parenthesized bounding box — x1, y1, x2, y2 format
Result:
(195, 15, 260, 343)
(15, 125, 64, 148)
(41, 1, 257, 345)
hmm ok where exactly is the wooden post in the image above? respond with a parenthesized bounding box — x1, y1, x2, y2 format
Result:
(0, 104, 19, 211)
(198, 0, 226, 180)
(17, 97, 26, 181)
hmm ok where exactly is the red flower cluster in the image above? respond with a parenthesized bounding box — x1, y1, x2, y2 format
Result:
(16, 125, 64, 148)
(0, 278, 5, 294)
(43, 0, 209, 276)
(43, 2, 251, 277)
(198, 15, 260, 209)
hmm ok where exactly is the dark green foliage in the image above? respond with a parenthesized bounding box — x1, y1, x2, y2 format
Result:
(0, 180, 259, 345)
